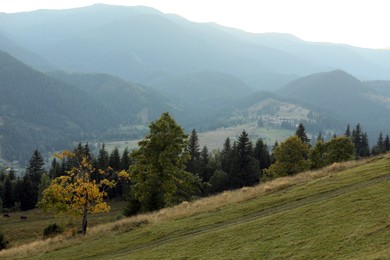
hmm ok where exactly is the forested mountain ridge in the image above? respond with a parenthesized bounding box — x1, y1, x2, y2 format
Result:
(278, 70, 390, 137)
(47, 71, 172, 126)
(2, 4, 390, 92)
(0, 51, 121, 162)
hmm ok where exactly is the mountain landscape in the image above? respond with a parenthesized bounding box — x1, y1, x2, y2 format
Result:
(1, 3, 390, 259)
(1, 4, 390, 162)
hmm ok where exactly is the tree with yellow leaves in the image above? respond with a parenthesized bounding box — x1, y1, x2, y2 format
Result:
(38, 151, 129, 235)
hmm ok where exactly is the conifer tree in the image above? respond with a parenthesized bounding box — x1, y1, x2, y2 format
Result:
(186, 129, 201, 175)
(2, 175, 14, 209)
(385, 134, 390, 151)
(345, 124, 351, 137)
(295, 123, 310, 144)
(109, 147, 121, 171)
(97, 144, 109, 170)
(254, 139, 271, 170)
(199, 146, 210, 182)
(25, 150, 46, 207)
(221, 137, 232, 174)
(129, 113, 200, 212)
(26, 150, 46, 187)
(120, 147, 131, 170)
(229, 130, 260, 188)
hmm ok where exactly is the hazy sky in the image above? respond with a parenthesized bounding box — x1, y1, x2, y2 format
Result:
(2, 0, 390, 49)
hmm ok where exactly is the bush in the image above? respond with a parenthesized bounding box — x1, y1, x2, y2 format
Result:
(0, 231, 9, 250)
(43, 223, 64, 238)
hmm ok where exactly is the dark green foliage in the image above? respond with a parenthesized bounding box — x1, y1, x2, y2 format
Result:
(43, 223, 64, 238)
(209, 170, 229, 194)
(0, 231, 8, 250)
(2, 175, 14, 209)
(49, 158, 63, 179)
(351, 124, 370, 158)
(186, 129, 201, 175)
(266, 136, 310, 178)
(17, 176, 36, 211)
(254, 139, 271, 170)
(325, 136, 355, 163)
(26, 150, 46, 187)
(109, 147, 121, 171)
(295, 123, 310, 144)
(120, 147, 131, 171)
(385, 135, 390, 151)
(129, 113, 199, 212)
(372, 132, 388, 155)
(25, 150, 46, 207)
(228, 131, 260, 188)
(97, 144, 109, 170)
(199, 146, 210, 182)
(310, 140, 328, 169)
(345, 124, 351, 137)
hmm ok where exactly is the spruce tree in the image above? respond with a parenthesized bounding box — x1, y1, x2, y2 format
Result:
(97, 144, 109, 170)
(385, 135, 390, 151)
(26, 150, 46, 187)
(295, 123, 310, 144)
(186, 129, 201, 175)
(254, 139, 271, 170)
(120, 147, 131, 170)
(221, 137, 232, 174)
(25, 150, 46, 207)
(229, 131, 260, 188)
(345, 124, 351, 137)
(2, 175, 14, 209)
(199, 146, 210, 182)
(109, 147, 121, 171)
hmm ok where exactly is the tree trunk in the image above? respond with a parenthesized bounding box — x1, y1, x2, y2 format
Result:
(82, 193, 88, 235)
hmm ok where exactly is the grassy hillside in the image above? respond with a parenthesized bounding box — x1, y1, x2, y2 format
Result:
(1, 155, 390, 259)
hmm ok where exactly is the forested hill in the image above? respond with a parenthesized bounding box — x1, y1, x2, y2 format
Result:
(277, 70, 390, 135)
(47, 71, 172, 126)
(0, 50, 121, 162)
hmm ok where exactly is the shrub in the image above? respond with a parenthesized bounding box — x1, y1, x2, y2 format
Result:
(43, 223, 64, 238)
(0, 231, 8, 250)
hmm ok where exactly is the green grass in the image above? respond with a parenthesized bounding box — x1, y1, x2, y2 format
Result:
(2, 155, 390, 259)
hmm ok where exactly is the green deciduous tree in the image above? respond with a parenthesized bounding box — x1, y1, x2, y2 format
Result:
(129, 112, 199, 213)
(325, 136, 355, 164)
(266, 136, 310, 178)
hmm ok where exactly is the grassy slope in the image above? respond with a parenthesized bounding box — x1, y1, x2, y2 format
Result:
(0, 201, 125, 247)
(2, 155, 390, 259)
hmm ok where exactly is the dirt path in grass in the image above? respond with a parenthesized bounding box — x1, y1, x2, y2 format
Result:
(105, 173, 390, 259)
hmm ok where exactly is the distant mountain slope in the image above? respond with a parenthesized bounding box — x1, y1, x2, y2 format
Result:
(47, 71, 171, 125)
(0, 32, 53, 70)
(364, 80, 390, 97)
(215, 26, 390, 80)
(2, 4, 390, 91)
(0, 4, 321, 90)
(278, 70, 390, 134)
(0, 51, 119, 162)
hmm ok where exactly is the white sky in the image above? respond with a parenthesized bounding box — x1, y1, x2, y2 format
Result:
(2, 0, 390, 49)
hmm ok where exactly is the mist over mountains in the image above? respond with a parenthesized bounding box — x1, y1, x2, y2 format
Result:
(1, 4, 390, 163)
